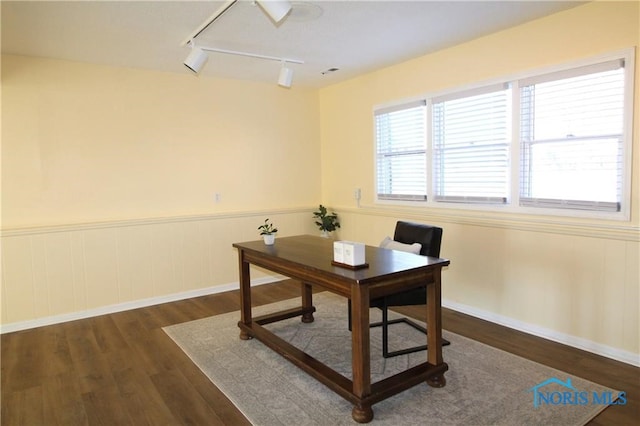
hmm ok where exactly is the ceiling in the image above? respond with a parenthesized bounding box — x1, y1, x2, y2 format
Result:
(1, 1, 585, 88)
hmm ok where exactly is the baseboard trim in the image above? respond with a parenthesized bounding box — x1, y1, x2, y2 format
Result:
(3, 282, 637, 368)
(443, 298, 640, 367)
(0, 275, 285, 334)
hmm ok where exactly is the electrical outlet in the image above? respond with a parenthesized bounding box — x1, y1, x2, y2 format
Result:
(354, 188, 361, 200)
(215, 193, 221, 203)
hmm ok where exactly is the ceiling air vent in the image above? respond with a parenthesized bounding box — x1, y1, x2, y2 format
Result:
(321, 68, 340, 75)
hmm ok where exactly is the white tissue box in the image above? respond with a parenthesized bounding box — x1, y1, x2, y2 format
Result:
(334, 241, 365, 266)
(333, 241, 344, 263)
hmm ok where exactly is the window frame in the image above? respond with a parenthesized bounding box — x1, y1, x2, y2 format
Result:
(373, 48, 635, 221)
(374, 100, 428, 201)
(517, 59, 626, 213)
(431, 82, 511, 205)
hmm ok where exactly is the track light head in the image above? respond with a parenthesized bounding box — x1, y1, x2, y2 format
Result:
(257, 0, 292, 24)
(184, 46, 209, 74)
(278, 64, 293, 88)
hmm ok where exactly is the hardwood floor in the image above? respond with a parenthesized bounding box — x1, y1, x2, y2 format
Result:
(2, 280, 638, 425)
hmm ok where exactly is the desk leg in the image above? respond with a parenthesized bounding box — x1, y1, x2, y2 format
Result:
(351, 284, 373, 423)
(238, 250, 253, 341)
(301, 282, 314, 323)
(426, 268, 446, 387)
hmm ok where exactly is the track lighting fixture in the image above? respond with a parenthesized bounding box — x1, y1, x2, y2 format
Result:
(183, 46, 209, 74)
(181, 0, 299, 86)
(180, 0, 292, 46)
(278, 62, 293, 88)
(256, 0, 292, 24)
(183, 42, 302, 87)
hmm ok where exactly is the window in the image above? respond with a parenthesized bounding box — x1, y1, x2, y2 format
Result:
(373, 50, 633, 218)
(432, 84, 510, 203)
(519, 60, 625, 212)
(375, 101, 427, 200)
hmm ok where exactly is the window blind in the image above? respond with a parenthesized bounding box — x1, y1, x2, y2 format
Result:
(375, 101, 428, 201)
(519, 61, 625, 211)
(432, 84, 510, 203)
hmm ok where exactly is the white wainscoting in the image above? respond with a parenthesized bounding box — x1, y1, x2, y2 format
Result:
(1, 208, 316, 331)
(333, 207, 640, 367)
(2, 206, 639, 368)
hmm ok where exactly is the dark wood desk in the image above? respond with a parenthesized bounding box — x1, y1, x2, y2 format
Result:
(233, 235, 450, 423)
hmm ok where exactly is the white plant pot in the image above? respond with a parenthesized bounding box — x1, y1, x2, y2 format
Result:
(263, 234, 276, 245)
(320, 230, 331, 238)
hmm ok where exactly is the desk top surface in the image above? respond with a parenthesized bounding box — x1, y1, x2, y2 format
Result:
(233, 235, 449, 284)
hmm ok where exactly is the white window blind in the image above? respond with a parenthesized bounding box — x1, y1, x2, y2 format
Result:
(375, 101, 427, 200)
(432, 84, 510, 203)
(519, 60, 625, 211)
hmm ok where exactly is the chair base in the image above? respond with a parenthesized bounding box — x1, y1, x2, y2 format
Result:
(347, 300, 451, 358)
(371, 317, 451, 358)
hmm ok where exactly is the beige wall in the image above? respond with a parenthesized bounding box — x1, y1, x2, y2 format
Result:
(1, 55, 321, 327)
(2, 55, 321, 227)
(319, 1, 640, 218)
(1, 1, 639, 365)
(318, 1, 639, 364)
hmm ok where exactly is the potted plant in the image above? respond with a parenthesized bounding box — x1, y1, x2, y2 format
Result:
(258, 218, 278, 245)
(312, 204, 340, 237)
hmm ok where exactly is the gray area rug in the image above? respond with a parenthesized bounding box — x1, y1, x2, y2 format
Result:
(164, 292, 616, 425)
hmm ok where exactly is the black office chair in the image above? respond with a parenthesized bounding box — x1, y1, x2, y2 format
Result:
(349, 221, 450, 358)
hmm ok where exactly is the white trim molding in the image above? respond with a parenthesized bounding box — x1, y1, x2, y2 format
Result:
(443, 298, 640, 368)
(0, 275, 284, 334)
(4, 280, 636, 368)
(0, 206, 316, 237)
(339, 205, 640, 242)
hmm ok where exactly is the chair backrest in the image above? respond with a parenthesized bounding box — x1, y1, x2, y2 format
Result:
(393, 221, 443, 258)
